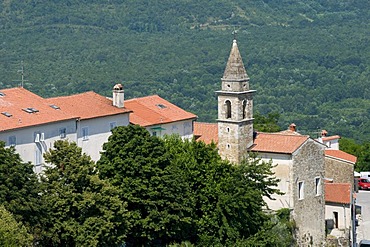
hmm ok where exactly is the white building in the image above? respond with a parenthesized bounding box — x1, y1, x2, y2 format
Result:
(125, 95, 197, 139)
(0, 86, 131, 172)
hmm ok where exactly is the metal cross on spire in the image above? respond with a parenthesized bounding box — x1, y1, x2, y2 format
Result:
(232, 28, 238, 41)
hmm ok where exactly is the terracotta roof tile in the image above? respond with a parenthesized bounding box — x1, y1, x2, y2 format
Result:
(251, 133, 310, 154)
(0, 87, 78, 132)
(325, 183, 351, 204)
(194, 122, 218, 144)
(193, 122, 310, 154)
(325, 149, 357, 164)
(125, 95, 197, 127)
(46, 91, 131, 120)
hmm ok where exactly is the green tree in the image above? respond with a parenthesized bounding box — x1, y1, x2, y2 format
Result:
(98, 125, 194, 246)
(0, 142, 42, 235)
(0, 205, 33, 247)
(254, 111, 281, 133)
(40, 140, 128, 247)
(164, 136, 283, 246)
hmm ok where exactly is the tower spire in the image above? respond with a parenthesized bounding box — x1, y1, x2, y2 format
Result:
(216, 39, 256, 164)
(222, 39, 249, 82)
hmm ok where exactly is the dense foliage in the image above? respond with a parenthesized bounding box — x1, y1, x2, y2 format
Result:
(0, 205, 33, 247)
(40, 141, 128, 246)
(0, 142, 42, 232)
(0, 125, 293, 246)
(97, 125, 287, 246)
(0, 1, 369, 142)
(340, 138, 370, 172)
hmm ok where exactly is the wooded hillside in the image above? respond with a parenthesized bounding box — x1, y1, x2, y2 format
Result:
(0, 0, 369, 142)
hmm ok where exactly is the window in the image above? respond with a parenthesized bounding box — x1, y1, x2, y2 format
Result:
(315, 177, 321, 196)
(8, 136, 16, 146)
(82, 127, 89, 140)
(298, 181, 304, 200)
(152, 131, 157, 136)
(225, 100, 231, 119)
(110, 122, 117, 130)
(59, 128, 66, 138)
(35, 144, 42, 166)
(242, 100, 247, 119)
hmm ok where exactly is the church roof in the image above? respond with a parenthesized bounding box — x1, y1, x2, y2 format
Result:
(251, 132, 310, 154)
(194, 122, 310, 154)
(125, 95, 197, 127)
(194, 122, 218, 144)
(222, 40, 249, 81)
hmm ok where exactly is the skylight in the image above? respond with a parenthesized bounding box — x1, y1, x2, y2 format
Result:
(22, 108, 39, 113)
(49, 104, 60, 110)
(1, 112, 12, 117)
(156, 104, 167, 109)
(0, 92, 5, 97)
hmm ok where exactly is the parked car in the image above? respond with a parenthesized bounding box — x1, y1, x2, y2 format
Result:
(358, 178, 370, 190)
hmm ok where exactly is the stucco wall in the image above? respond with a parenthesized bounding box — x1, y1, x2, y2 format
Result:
(325, 203, 351, 230)
(77, 114, 130, 161)
(145, 119, 194, 140)
(258, 153, 294, 210)
(0, 119, 77, 173)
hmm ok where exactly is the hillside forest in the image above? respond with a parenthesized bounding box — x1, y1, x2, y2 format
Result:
(0, 1, 369, 144)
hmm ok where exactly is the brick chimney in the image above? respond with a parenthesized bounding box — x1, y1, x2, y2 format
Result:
(289, 123, 296, 132)
(112, 84, 124, 108)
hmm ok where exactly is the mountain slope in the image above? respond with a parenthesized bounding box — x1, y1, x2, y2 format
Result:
(0, 0, 369, 142)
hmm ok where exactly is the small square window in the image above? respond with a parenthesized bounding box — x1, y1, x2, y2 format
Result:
(8, 136, 16, 146)
(59, 128, 66, 138)
(82, 127, 89, 140)
(152, 131, 157, 136)
(298, 181, 304, 200)
(110, 122, 117, 130)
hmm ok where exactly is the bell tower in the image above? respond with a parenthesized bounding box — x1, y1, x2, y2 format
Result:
(216, 39, 256, 164)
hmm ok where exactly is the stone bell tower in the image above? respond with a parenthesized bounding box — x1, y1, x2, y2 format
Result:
(216, 39, 256, 164)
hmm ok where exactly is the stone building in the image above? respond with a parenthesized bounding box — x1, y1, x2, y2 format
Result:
(195, 39, 327, 246)
(216, 39, 255, 164)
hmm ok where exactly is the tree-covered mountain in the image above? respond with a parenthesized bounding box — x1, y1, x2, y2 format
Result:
(0, 0, 369, 142)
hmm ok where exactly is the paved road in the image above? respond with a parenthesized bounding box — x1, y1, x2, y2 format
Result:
(356, 190, 370, 243)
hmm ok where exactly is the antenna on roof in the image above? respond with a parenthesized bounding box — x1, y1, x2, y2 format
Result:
(14, 61, 28, 88)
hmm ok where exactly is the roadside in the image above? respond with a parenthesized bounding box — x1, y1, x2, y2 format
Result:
(356, 190, 370, 245)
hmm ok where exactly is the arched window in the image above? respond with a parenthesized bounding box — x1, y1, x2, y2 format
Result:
(225, 100, 231, 119)
(242, 100, 247, 119)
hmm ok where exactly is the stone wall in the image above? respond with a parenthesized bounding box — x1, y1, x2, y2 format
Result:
(292, 139, 326, 246)
(325, 157, 354, 184)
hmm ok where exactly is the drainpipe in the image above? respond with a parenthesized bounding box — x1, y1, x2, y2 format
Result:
(351, 189, 356, 247)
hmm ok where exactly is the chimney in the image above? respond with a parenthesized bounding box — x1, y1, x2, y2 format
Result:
(321, 130, 328, 137)
(289, 123, 296, 132)
(112, 84, 124, 108)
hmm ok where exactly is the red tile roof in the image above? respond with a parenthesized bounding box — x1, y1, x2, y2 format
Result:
(325, 149, 357, 164)
(0, 87, 77, 132)
(193, 122, 311, 154)
(47, 91, 131, 120)
(125, 95, 197, 127)
(251, 133, 310, 154)
(325, 183, 351, 204)
(194, 122, 218, 144)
